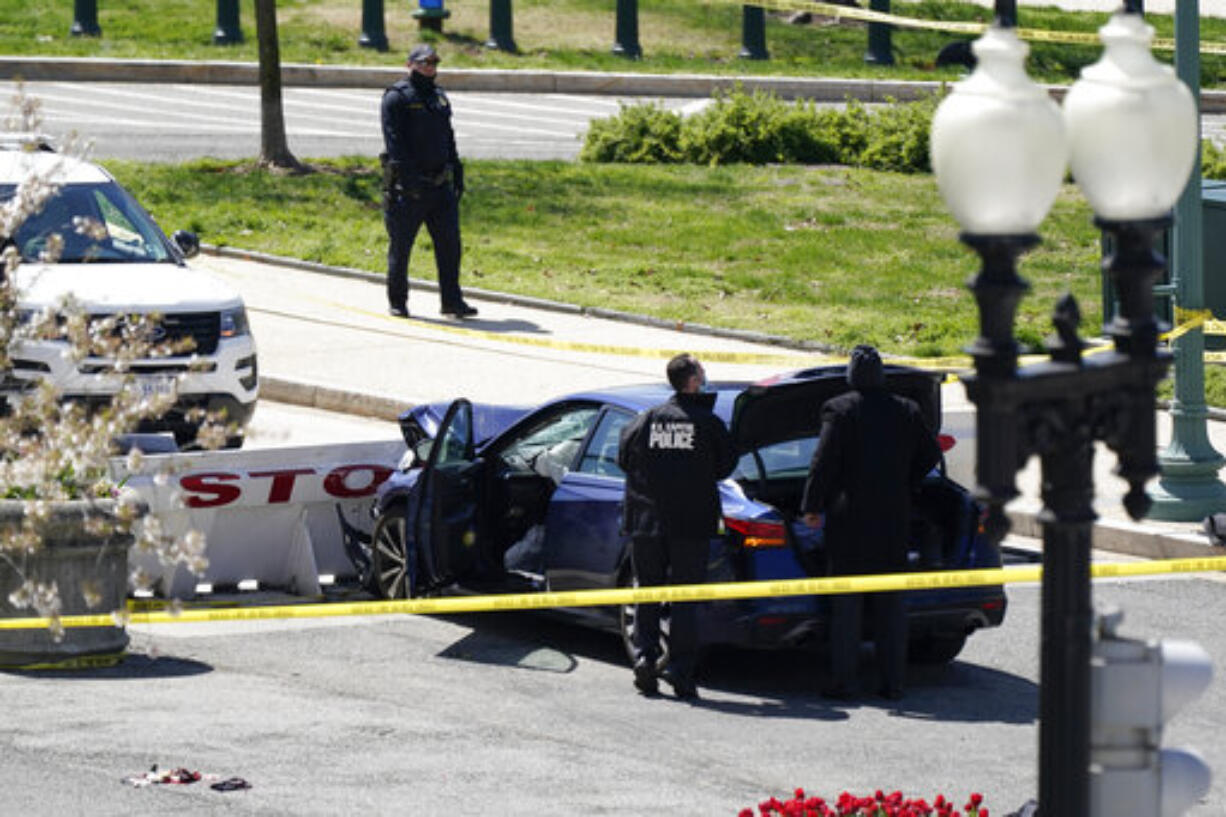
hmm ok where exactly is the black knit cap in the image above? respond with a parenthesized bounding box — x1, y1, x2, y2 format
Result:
(846, 344, 884, 389)
(408, 44, 439, 64)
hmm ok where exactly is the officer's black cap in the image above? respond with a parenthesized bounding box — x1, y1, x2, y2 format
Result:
(408, 44, 440, 64)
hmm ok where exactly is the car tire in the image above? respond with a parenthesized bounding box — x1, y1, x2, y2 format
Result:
(371, 506, 419, 599)
(907, 632, 967, 665)
(617, 562, 670, 669)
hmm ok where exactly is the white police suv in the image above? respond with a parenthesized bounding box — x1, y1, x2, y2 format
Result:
(0, 140, 258, 447)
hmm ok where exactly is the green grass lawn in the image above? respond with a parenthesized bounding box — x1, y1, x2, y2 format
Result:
(109, 156, 1104, 360)
(5, 0, 1226, 87)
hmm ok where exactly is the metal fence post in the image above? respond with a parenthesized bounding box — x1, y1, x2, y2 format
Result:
(486, 0, 517, 52)
(612, 0, 642, 58)
(214, 0, 243, 45)
(360, 0, 389, 51)
(864, 0, 894, 65)
(739, 5, 769, 60)
(70, 0, 101, 37)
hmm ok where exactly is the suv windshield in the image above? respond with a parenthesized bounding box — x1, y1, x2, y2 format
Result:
(1, 182, 172, 264)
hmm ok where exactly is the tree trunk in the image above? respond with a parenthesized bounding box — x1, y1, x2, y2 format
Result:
(255, 0, 306, 172)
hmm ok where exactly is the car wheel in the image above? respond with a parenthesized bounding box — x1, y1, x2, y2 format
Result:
(908, 632, 967, 665)
(371, 506, 419, 599)
(617, 563, 670, 668)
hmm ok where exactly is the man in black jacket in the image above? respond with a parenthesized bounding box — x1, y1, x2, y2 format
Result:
(380, 44, 476, 319)
(801, 345, 940, 701)
(618, 354, 737, 699)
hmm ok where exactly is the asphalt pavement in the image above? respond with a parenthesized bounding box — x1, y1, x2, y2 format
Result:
(193, 246, 1226, 564)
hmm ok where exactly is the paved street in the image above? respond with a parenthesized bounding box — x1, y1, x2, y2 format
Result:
(2, 80, 705, 161)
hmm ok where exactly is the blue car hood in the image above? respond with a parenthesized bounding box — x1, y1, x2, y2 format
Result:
(398, 401, 532, 449)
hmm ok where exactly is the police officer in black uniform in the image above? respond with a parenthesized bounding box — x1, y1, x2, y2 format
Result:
(800, 345, 941, 701)
(381, 44, 476, 319)
(618, 354, 737, 700)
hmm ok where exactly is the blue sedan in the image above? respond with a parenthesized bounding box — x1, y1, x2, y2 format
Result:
(366, 364, 1006, 665)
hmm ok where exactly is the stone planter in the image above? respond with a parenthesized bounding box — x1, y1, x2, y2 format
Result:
(0, 499, 141, 669)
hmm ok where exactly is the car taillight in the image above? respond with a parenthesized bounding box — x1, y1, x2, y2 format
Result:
(938, 433, 956, 452)
(724, 517, 786, 548)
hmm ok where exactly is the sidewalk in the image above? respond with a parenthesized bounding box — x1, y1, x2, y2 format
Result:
(194, 247, 1226, 564)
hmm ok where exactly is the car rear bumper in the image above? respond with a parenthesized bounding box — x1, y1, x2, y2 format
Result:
(697, 587, 1008, 650)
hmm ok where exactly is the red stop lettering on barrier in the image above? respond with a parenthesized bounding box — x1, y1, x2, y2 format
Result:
(250, 469, 315, 503)
(181, 473, 242, 508)
(179, 463, 395, 507)
(323, 464, 393, 497)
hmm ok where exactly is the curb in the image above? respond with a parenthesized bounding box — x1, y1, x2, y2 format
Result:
(0, 56, 948, 101)
(1006, 506, 1223, 560)
(259, 375, 406, 422)
(0, 56, 950, 100)
(6, 56, 1226, 111)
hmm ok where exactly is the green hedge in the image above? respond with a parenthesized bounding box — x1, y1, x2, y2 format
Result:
(580, 89, 936, 173)
(582, 88, 1226, 181)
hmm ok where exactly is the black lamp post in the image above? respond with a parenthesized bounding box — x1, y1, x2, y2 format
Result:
(931, 2, 1197, 814)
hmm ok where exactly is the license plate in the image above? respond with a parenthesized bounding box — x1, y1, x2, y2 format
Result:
(136, 376, 176, 398)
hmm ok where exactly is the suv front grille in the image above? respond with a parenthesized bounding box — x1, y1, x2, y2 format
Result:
(89, 311, 221, 356)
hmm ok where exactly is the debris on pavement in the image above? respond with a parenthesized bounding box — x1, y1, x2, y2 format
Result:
(122, 764, 250, 792)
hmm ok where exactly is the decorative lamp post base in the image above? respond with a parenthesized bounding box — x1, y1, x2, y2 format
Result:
(1147, 458, 1226, 520)
(1147, 338, 1226, 520)
(413, 9, 450, 32)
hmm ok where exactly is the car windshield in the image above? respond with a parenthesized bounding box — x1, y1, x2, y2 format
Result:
(733, 436, 818, 482)
(0, 181, 172, 264)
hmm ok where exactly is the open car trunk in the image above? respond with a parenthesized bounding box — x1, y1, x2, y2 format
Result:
(729, 365, 969, 572)
(730, 364, 943, 453)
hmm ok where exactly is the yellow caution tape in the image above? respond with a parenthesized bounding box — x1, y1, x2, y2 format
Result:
(314, 301, 829, 367)
(738, 0, 1226, 55)
(1, 555, 1223, 630)
(289, 299, 974, 372)
(1164, 308, 1226, 342)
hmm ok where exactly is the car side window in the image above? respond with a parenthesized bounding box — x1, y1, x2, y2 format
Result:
(435, 402, 472, 466)
(576, 408, 634, 479)
(497, 404, 600, 474)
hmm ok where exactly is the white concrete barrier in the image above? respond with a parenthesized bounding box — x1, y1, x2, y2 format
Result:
(113, 439, 405, 599)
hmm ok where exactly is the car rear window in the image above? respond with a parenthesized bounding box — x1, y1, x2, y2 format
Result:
(733, 436, 818, 483)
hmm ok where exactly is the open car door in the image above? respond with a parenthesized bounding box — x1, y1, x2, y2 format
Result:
(415, 398, 482, 585)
